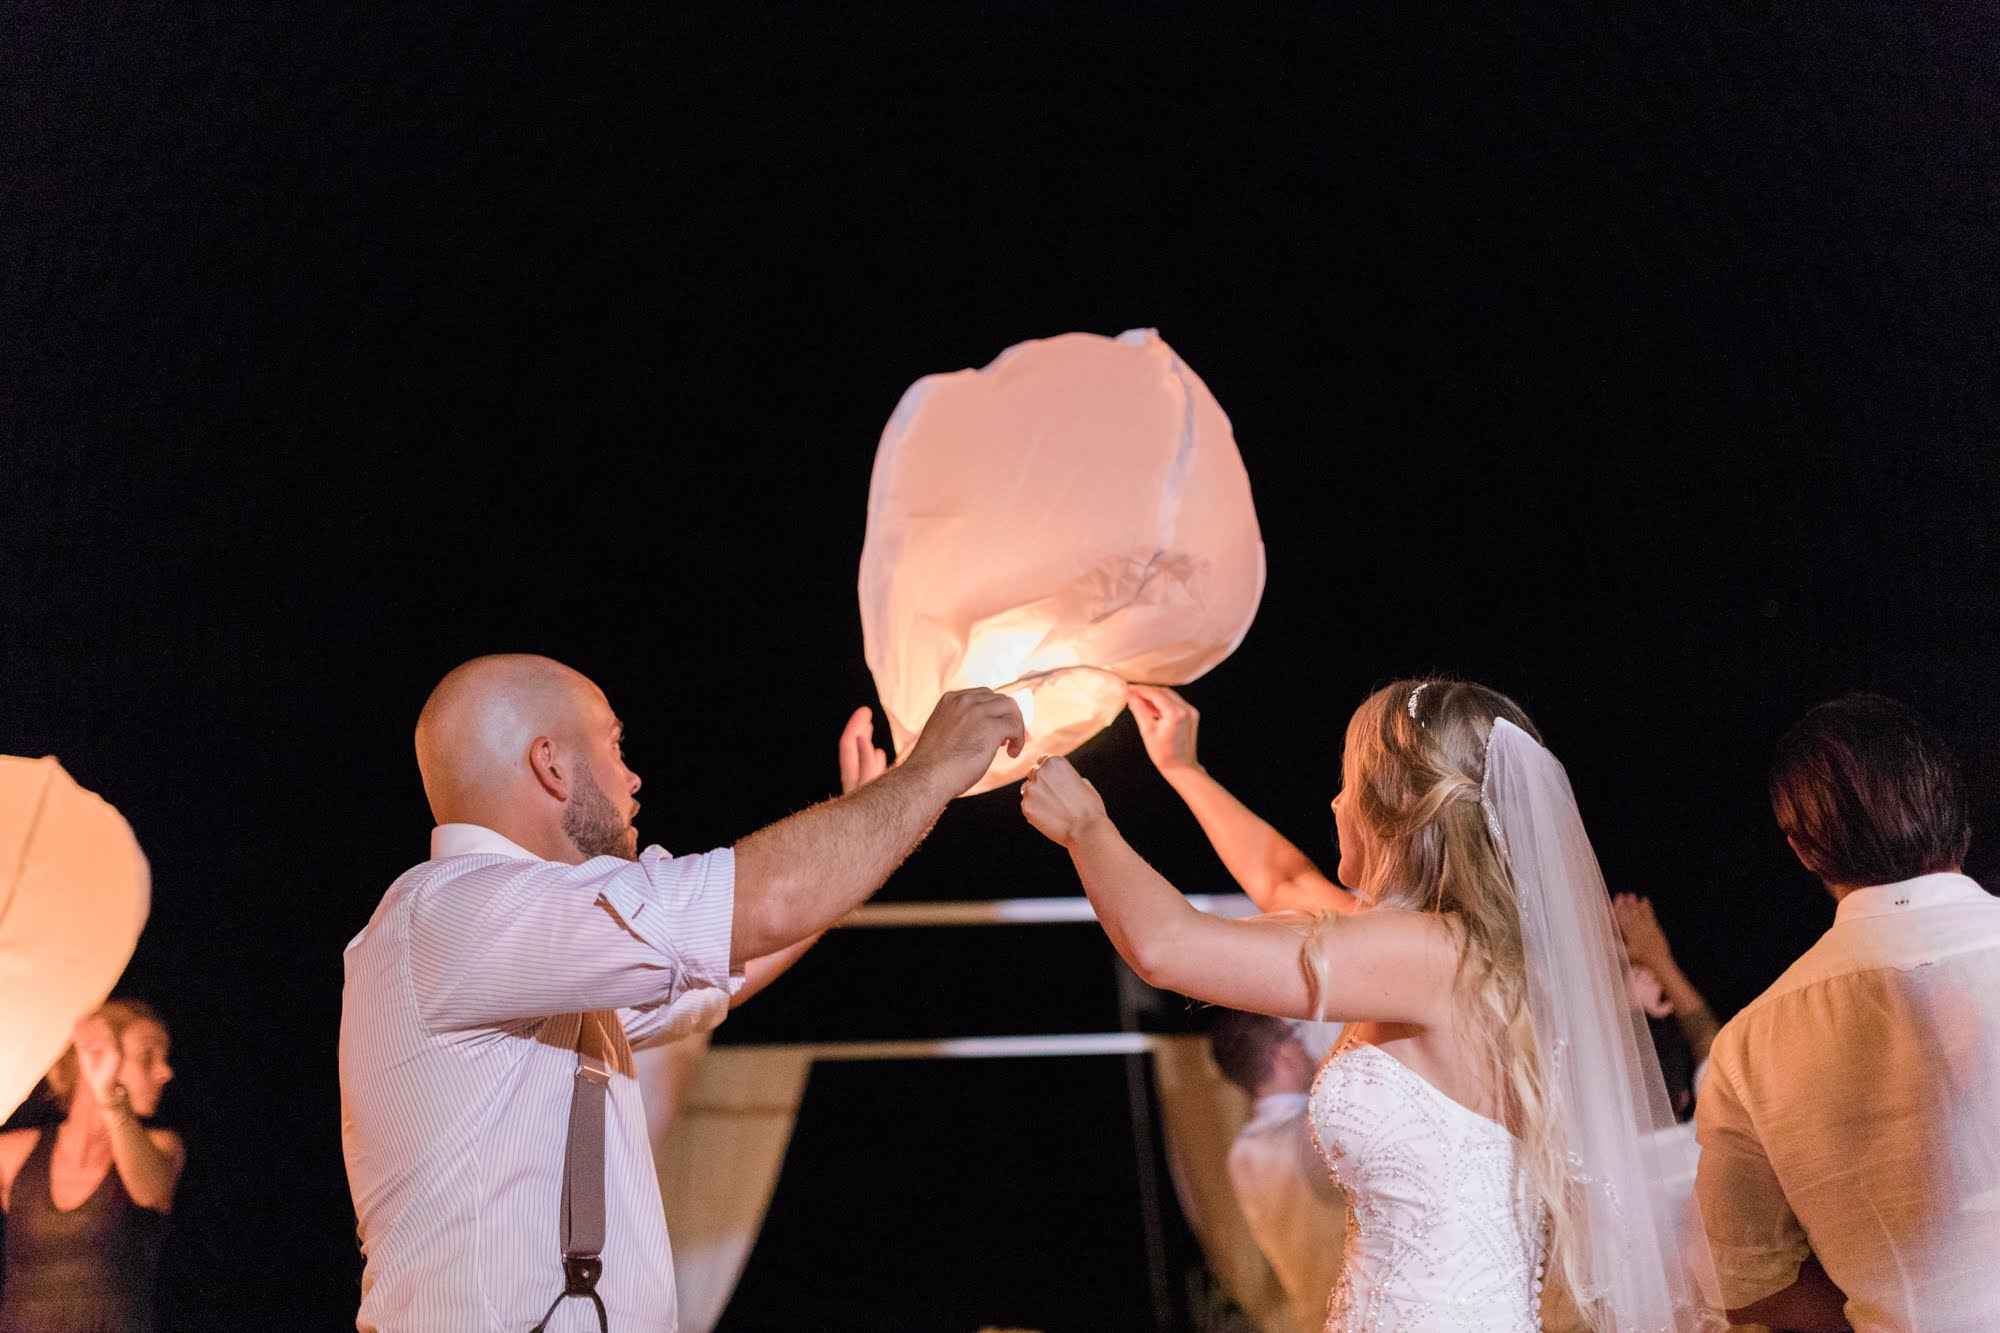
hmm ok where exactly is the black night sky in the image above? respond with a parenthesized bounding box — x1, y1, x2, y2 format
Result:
(5, 6, 1999, 1329)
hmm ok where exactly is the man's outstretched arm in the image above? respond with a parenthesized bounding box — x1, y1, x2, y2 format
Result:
(728, 688, 1023, 965)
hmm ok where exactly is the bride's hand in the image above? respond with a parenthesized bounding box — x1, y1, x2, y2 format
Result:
(1126, 684, 1201, 775)
(1020, 756, 1108, 847)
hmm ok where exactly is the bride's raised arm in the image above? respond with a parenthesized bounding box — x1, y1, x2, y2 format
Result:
(1126, 684, 1361, 917)
(1020, 756, 1456, 1025)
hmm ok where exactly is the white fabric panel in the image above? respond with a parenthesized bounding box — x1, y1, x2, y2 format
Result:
(654, 1046, 813, 1333)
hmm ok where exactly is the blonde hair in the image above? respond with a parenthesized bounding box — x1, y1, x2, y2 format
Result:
(44, 997, 167, 1106)
(1307, 678, 1591, 1323)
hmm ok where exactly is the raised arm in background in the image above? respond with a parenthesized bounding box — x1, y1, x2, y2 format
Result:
(1127, 685, 1359, 916)
(1613, 892, 1720, 1068)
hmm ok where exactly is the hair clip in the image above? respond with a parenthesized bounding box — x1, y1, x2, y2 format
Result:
(1406, 681, 1431, 722)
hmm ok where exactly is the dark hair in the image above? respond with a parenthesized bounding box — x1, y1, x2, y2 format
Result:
(1208, 1010, 1294, 1096)
(1770, 693, 1970, 888)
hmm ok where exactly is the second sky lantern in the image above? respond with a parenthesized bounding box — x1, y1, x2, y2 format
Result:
(859, 328, 1266, 794)
(0, 756, 151, 1121)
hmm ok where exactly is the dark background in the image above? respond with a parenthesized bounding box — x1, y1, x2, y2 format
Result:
(5, 4, 1998, 1329)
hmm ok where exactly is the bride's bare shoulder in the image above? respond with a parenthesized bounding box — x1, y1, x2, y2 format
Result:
(1348, 905, 1465, 951)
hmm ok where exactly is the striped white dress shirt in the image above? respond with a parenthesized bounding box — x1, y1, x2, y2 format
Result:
(340, 823, 741, 1332)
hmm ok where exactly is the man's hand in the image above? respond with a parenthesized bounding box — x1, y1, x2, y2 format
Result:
(73, 1014, 122, 1106)
(1020, 756, 1109, 847)
(1127, 684, 1201, 775)
(1613, 893, 1676, 975)
(903, 688, 1026, 796)
(838, 706, 889, 794)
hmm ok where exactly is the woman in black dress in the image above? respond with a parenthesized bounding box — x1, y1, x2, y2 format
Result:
(0, 999, 184, 1333)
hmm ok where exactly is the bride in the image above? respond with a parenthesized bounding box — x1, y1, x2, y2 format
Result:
(1020, 677, 1719, 1332)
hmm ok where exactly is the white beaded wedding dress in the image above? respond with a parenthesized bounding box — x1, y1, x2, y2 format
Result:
(1308, 1037, 1544, 1331)
(1293, 715, 1724, 1332)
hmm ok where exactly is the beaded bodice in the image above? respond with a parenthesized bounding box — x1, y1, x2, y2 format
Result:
(1308, 1041, 1544, 1332)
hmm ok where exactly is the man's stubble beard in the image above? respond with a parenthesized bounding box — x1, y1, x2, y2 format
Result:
(563, 763, 637, 861)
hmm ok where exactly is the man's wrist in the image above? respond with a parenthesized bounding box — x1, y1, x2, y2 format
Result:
(1066, 812, 1117, 853)
(913, 754, 971, 807)
(99, 1085, 134, 1123)
(878, 751, 956, 805)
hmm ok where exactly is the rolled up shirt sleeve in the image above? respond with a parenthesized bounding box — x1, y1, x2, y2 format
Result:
(618, 984, 738, 1050)
(409, 845, 738, 1032)
(1694, 1048, 1811, 1309)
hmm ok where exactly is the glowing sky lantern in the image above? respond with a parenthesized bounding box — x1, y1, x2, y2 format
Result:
(0, 757, 150, 1120)
(860, 329, 1265, 794)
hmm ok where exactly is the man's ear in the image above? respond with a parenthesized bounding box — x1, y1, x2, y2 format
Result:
(1783, 833, 1823, 878)
(529, 735, 569, 801)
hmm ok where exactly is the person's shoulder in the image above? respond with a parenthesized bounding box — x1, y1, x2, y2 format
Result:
(1936, 883, 2000, 926)
(1730, 926, 1854, 1021)
(1355, 905, 1463, 951)
(1707, 946, 1825, 1076)
(345, 860, 440, 951)
(0, 1126, 41, 1187)
(1226, 1130, 1272, 1190)
(382, 848, 552, 911)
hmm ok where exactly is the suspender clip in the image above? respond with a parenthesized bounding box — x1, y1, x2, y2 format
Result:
(563, 1254, 603, 1295)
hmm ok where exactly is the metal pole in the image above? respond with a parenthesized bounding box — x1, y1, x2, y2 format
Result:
(1114, 956, 1174, 1331)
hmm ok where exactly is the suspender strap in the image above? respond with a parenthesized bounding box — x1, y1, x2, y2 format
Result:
(531, 1017, 613, 1333)
(563, 1047, 612, 1265)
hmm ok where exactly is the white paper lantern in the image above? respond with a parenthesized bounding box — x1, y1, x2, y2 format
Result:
(0, 756, 150, 1120)
(860, 329, 1264, 794)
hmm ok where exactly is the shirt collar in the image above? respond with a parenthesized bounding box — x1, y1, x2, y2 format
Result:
(1245, 1091, 1309, 1131)
(430, 822, 542, 862)
(1835, 871, 1989, 924)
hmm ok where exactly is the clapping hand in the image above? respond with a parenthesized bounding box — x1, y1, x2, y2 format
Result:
(1612, 893, 1676, 976)
(73, 1014, 123, 1105)
(838, 706, 889, 794)
(1126, 684, 1201, 775)
(1020, 756, 1108, 847)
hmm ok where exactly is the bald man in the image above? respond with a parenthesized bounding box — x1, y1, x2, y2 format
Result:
(339, 655, 1022, 1333)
